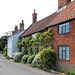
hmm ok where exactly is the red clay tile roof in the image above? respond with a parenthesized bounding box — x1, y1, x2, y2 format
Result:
(20, 12, 58, 37)
(48, 1, 75, 26)
(20, 1, 75, 38)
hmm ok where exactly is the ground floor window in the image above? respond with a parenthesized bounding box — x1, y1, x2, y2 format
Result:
(58, 45, 69, 60)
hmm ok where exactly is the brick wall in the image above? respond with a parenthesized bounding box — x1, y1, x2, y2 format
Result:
(48, 20, 75, 65)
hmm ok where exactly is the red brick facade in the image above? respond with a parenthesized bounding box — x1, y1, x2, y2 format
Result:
(48, 20, 75, 65)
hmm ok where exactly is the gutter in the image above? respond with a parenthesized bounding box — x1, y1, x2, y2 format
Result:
(20, 28, 47, 38)
(47, 17, 75, 28)
(20, 17, 75, 38)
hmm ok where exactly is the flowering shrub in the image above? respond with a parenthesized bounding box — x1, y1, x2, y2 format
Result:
(12, 52, 22, 62)
(22, 55, 29, 63)
(40, 48, 57, 69)
(32, 54, 41, 67)
(27, 55, 35, 64)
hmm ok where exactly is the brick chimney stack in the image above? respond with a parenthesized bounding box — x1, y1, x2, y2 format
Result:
(12, 31, 15, 35)
(32, 9, 37, 24)
(58, 0, 71, 9)
(15, 25, 18, 32)
(20, 20, 24, 32)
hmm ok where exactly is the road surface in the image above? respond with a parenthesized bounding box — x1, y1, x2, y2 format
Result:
(0, 54, 59, 75)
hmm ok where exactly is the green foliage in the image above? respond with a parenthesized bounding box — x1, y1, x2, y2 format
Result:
(27, 55, 35, 64)
(6, 56, 10, 59)
(28, 48, 33, 55)
(32, 54, 41, 67)
(0, 35, 9, 51)
(21, 37, 30, 47)
(66, 71, 70, 75)
(70, 72, 75, 75)
(3, 47, 7, 57)
(40, 48, 57, 69)
(21, 37, 31, 55)
(29, 29, 53, 55)
(16, 39, 22, 52)
(22, 48, 28, 55)
(60, 69, 65, 73)
(3, 52, 7, 56)
(22, 55, 29, 63)
(12, 52, 22, 62)
(56, 69, 60, 72)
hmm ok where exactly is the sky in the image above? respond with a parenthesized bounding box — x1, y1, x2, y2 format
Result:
(0, 0, 73, 37)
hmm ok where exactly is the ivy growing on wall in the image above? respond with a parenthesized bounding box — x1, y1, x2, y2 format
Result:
(16, 29, 53, 55)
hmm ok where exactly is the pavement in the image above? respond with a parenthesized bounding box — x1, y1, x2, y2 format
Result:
(0, 54, 59, 75)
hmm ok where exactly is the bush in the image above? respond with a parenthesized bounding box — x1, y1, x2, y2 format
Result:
(66, 71, 70, 75)
(3, 52, 7, 57)
(22, 55, 29, 63)
(40, 48, 57, 69)
(6, 56, 10, 59)
(27, 55, 35, 64)
(12, 52, 22, 62)
(32, 54, 41, 67)
(60, 69, 65, 73)
(3, 47, 7, 57)
(56, 69, 60, 72)
(22, 48, 28, 55)
(70, 72, 75, 75)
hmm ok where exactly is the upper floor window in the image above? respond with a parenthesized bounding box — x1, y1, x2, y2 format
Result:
(58, 45, 69, 60)
(59, 22, 69, 34)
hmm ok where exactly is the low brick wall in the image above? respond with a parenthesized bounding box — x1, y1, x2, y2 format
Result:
(56, 62, 75, 72)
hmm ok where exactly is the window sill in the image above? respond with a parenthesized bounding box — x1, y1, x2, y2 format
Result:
(58, 32, 69, 35)
(57, 59, 70, 61)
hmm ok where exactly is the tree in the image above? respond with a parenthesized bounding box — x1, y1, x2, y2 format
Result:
(0, 36, 9, 51)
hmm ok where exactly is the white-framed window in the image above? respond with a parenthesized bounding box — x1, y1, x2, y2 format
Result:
(58, 45, 69, 60)
(59, 22, 69, 34)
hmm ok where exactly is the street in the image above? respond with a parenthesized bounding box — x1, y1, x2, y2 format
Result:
(0, 54, 58, 75)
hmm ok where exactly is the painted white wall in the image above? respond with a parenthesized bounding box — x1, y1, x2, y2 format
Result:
(7, 36, 13, 57)
(32, 33, 36, 38)
(7, 31, 24, 58)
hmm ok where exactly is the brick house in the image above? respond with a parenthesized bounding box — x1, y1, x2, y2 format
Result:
(19, 0, 75, 72)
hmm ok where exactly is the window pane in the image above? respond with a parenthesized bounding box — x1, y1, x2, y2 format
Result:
(59, 26, 62, 34)
(63, 47, 65, 50)
(59, 25, 62, 28)
(66, 25, 69, 32)
(63, 51, 65, 59)
(66, 22, 69, 26)
(59, 30, 62, 34)
(59, 47, 62, 59)
(59, 54, 62, 59)
(66, 47, 69, 60)
(62, 24, 65, 27)
(59, 22, 69, 34)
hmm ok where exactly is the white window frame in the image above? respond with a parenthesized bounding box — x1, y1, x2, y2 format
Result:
(59, 22, 69, 34)
(58, 45, 69, 60)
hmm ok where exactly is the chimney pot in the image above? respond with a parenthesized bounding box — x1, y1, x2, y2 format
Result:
(20, 20, 24, 32)
(15, 25, 18, 32)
